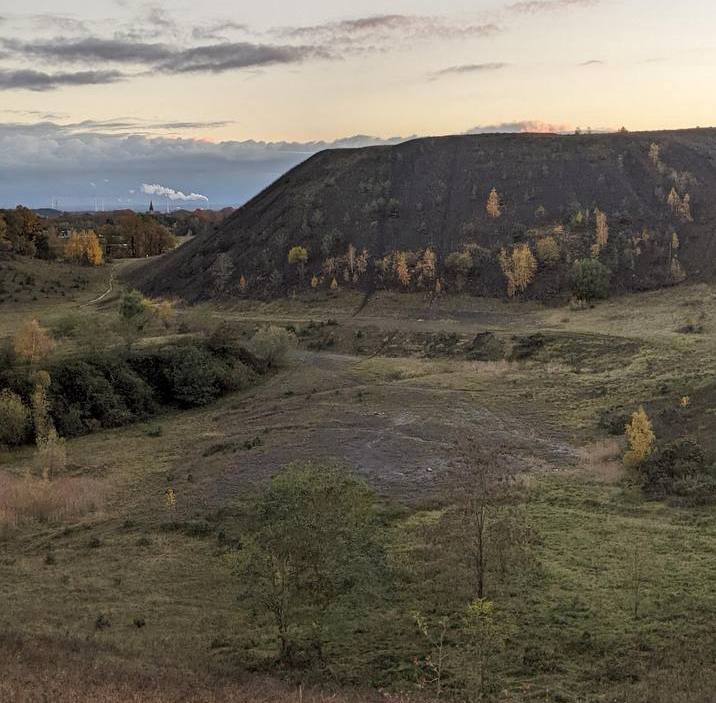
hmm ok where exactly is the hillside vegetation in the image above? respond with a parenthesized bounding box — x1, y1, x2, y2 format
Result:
(129, 129, 716, 302)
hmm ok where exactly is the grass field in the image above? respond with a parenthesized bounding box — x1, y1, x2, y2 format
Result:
(0, 259, 714, 701)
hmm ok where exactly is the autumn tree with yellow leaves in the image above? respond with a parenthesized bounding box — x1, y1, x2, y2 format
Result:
(13, 319, 55, 364)
(591, 209, 609, 257)
(395, 252, 411, 288)
(64, 230, 104, 266)
(624, 407, 655, 469)
(486, 188, 502, 219)
(499, 244, 537, 297)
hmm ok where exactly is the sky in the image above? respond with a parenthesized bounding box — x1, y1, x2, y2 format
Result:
(0, 0, 714, 209)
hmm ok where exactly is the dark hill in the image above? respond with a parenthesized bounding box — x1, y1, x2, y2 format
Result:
(127, 129, 716, 301)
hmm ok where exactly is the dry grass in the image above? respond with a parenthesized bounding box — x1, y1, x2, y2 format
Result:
(0, 634, 425, 703)
(0, 473, 104, 528)
(576, 438, 623, 482)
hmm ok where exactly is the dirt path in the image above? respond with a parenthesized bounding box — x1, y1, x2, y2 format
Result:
(80, 264, 117, 307)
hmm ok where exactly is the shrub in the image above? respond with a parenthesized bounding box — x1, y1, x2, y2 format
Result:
(248, 326, 297, 367)
(571, 259, 611, 302)
(0, 389, 30, 446)
(640, 438, 712, 499)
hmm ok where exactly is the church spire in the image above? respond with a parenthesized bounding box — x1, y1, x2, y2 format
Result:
(149, 200, 154, 213)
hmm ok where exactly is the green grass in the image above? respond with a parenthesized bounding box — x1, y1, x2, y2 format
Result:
(1, 268, 715, 700)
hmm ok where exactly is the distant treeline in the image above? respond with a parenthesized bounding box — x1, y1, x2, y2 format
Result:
(0, 206, 235, 264)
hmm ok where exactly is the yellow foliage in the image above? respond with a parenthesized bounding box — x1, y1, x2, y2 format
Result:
(165, 487, 177, 511)
(593, 208, 609, 256)
(420, 248, 437, 280)
(499, 244, 537, 298)
(330, 277, 338, 290)
(395, 252, 411, 287)
(13, 319, 55, 364)
(680, 396, 691, 408)
(287, 246, 308, 265)
(65, 230, 103, 266)
(310, 275, 319, 289)
(486, 188, 502, 219)
(624, 407, 655, 468)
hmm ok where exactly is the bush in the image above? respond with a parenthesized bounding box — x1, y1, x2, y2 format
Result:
(248, 326, 297, 367)
(571, 259, 611, 302)
(0, 389, 30, 446)
(158, 345, 228, 407)
(640, 438, 712, 500)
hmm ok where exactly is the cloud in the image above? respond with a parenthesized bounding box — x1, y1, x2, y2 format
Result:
(0, 69, 124, 91)
(50, 118, 236, 133)
(159, 42, 323, 74)
(2, 37, 323, 76)
(141, 183, 209, 202)
(508, 0, 597, 13)
(2, 37, 175, 63)
(276, 15, 501, 43)
(465, 120, 572, 134)
(191, 21, 249, 41)
(432, 62, 508, 78)
(579, 59, 604, 66)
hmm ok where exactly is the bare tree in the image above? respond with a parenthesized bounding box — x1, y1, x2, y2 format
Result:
(437, 438, 531, 601)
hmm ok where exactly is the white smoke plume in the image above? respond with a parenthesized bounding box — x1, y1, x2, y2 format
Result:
(141, 183, 209, 202)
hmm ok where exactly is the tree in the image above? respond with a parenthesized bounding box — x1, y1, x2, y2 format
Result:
(65, 230, 103, 266)
(436, 438, 530, 601)
(248, 326, 297, 367)
(118, 290, 149, 349)
(648, 143, 661, 166)
(535, 236, 560, 266)
(234, 462, 384, 661)
(413, 612, 450, 697)
(421, 248, 437, 282)
(288, 246, 309, 284)
(499, 245, 537, 298)
(396, 252, 411, 288)
(13, 319, 55, 364)
(462, 599, 502, 700)
(31, 370, 52, 442)
(624, 407, 655, 469)
(592, 208, 609, 256)
(445, 251, 474, 291)
(37, 428, 66, 480)
(0, 389, 30, 446)
(667, 189, 693, 222)
(570, 259, 610, 302)
(486, 188, 502, 219)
